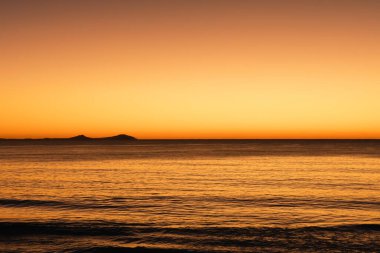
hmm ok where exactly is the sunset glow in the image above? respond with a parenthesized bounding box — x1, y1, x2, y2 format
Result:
(1, 0, 379, 139)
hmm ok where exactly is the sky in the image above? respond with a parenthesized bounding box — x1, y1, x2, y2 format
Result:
(0, 0, 379, 139)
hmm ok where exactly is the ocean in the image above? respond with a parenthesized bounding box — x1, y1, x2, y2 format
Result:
(0, 140, 379, 252)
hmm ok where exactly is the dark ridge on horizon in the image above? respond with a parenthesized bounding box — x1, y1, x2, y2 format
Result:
(0, 134, 137, 141)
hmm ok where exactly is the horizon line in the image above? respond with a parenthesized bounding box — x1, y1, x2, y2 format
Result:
(1, 137, 380, 141)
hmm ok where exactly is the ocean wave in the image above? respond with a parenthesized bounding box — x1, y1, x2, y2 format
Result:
(0, 221, 379, 236)
(0, 197, 378, 211)
(0, 198, 156, 210)
(71, 246, 200, 253)
(0, 221, 379, 253)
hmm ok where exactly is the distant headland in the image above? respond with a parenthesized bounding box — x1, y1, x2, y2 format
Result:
(0, 134, 137, 142)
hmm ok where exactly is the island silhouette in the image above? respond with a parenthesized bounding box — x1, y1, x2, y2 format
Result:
(68, 134, 136, 141)
(0, 134, 137, 143)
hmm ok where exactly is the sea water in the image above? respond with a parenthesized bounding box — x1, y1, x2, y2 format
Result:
(0, 140, 379, 252)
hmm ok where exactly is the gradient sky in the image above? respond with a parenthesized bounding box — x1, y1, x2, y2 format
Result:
(1, 0, 379, 139)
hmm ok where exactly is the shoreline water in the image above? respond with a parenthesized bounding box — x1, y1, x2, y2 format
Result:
(1, 221, 379, 252)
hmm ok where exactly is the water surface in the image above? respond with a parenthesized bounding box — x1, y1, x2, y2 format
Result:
(0, 140, 379, 252)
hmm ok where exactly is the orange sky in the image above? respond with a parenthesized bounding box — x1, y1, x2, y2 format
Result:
(1, 0, 379, 139)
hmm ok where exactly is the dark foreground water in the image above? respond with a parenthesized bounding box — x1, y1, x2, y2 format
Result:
(0, 140, 379, 252)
